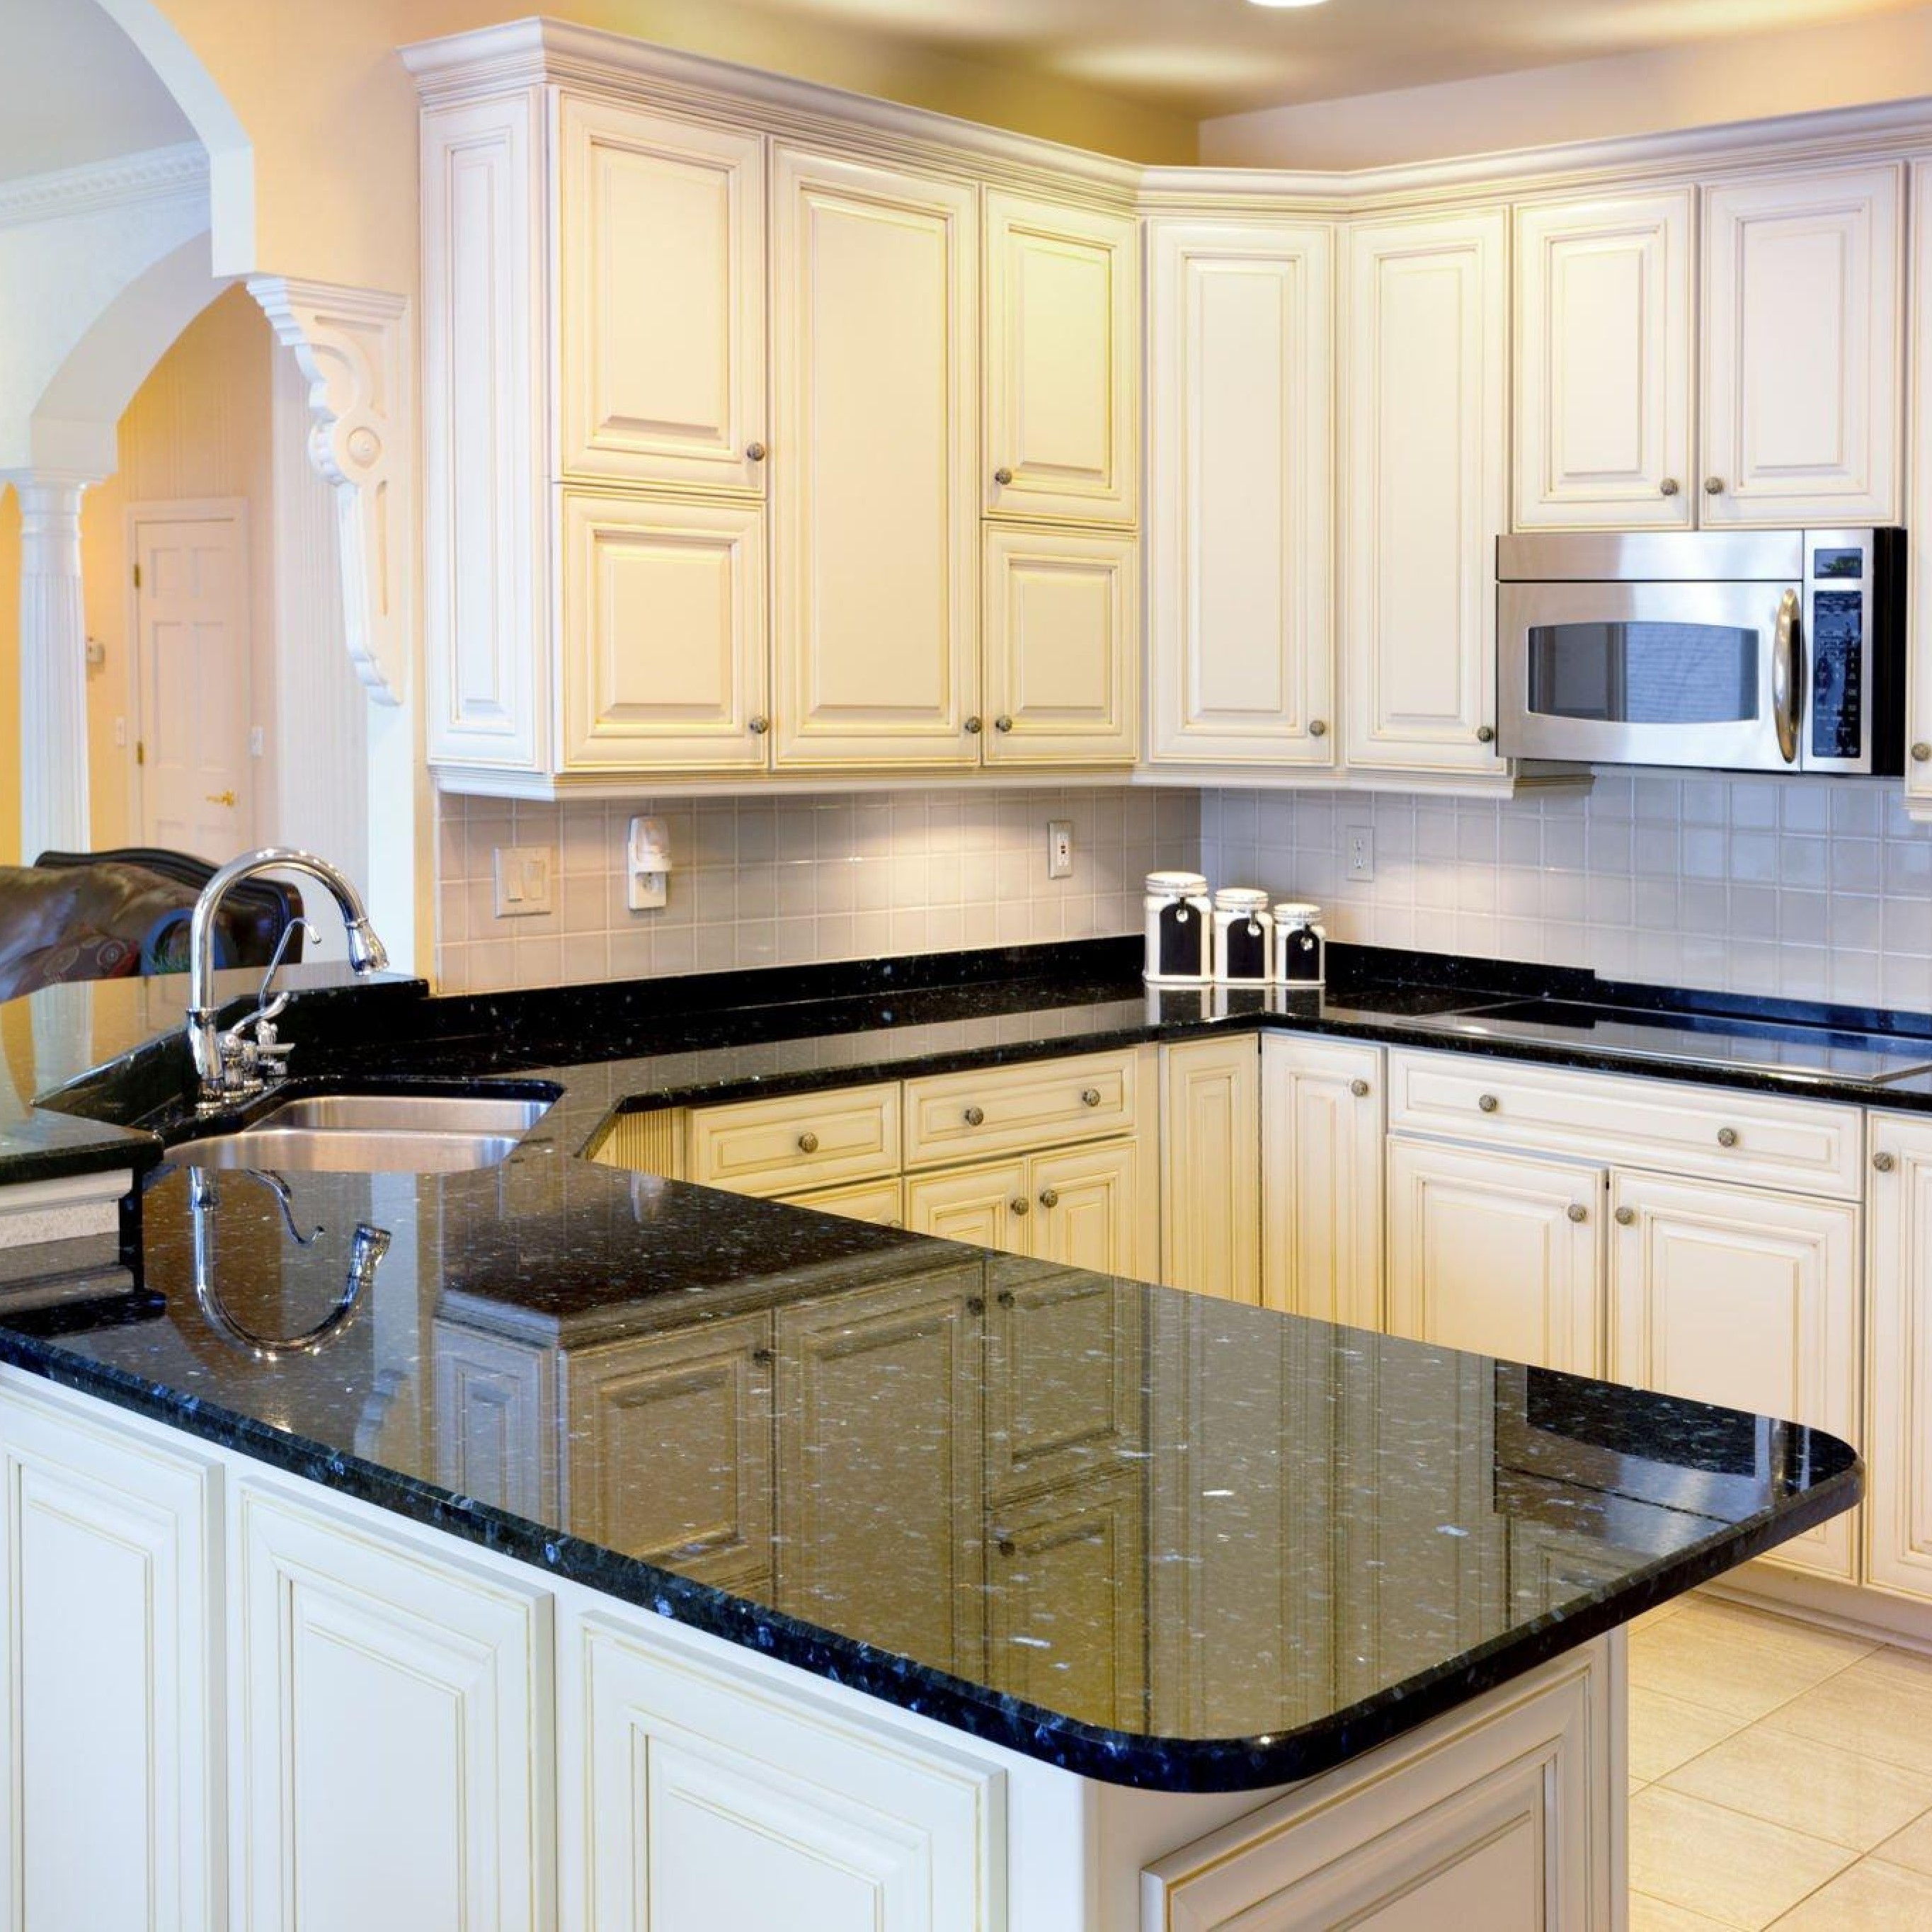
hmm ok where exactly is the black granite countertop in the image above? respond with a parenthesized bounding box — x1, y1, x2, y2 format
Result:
(0, 937, 1863, 1793)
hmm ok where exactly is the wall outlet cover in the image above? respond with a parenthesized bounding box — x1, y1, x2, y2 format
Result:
(1048, 819, 1074, 879)
(1346, 825, 1376, 883)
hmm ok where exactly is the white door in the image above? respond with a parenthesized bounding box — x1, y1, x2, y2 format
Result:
(771, 147, 978, 769)
(1610, 1170, 1861, 1582)
(1701, 164, 1902, 526)
(1344, 211, 1509, 774)
(983, 191, 1137, 525)
(1868, 1115, 1932, 1601)
(1514, 190, 1694, 529)
(1387, 1137, 1604, 1376)
(132, 505, 253, 859)
(1148, 219, 1335, 767)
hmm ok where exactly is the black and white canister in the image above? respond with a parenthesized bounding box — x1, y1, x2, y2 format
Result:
(1273, 903, 1326, 988)
(1212, 888, 1273, 985)
(1143, 871, 1213, 983)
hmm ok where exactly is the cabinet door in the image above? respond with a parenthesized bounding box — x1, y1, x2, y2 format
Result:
(1610, 1172, 1860, 1582)
(1160, 1036, 1261, 1303)
(1344, 210, 1509, 775)
(1514, 190, 1693, 529)
(1261, 1034, 1385, 1329)
(980, 525, 1136, 765)
(1907, 159, 1932, 814)
(561, 1316, 773, 1590)
(559, 491, 769, 772)
(983, 192, 1137, 525)
(772, 147, 978, 768)
(1701, 164, 1902, 525)
(1868, 1115, 1932, 1600)
(555, 98, 766, 491)
(1028, 1135, 1155, 1278)
(0, 1383, 219, 1932)
(774, 1268, 986, 1674)
(904, 1158, 1029, 1255)
(1148, 220, 1334, 767)
(232, 1484, 553, 1932)
(1387, 1137, 1604, 1376)
(778, 1175, 905, 1227)
(432, 1320, 555, 1521)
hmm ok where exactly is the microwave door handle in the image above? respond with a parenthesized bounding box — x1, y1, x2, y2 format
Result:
(1773, 588, 1802, 765)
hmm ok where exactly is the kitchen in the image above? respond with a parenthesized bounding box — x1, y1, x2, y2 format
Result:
(6, 1, 1932, 1927)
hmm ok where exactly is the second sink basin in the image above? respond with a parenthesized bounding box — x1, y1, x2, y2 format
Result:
(166, 1090, 554, 1174)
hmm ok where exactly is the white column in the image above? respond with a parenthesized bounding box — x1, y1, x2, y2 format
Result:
(6, 473, 95, 862)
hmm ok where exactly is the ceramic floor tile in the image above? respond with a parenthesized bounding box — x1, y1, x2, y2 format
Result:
(1872, 1807, 1932, 1877)
(1663, 1724, 1932, 1851)
(1630, 1601, 1875, 1723)
(1632, 1686, 1749, 1783)
(1630, 1788, 1857, 1929)
(1764, 1654, 1932, 1777)
(1768, 1858, 1932, 1929)
(1635, 1595, 1699, 1636)
(1631, 1894, 1734, 1931)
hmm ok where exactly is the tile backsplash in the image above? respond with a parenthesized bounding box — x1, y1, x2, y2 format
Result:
(436, 788, 1202, 994)
(1201, 774, 1932, 1012)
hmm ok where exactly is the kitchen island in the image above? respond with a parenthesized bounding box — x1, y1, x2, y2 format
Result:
(0, 941, 1868, 1927)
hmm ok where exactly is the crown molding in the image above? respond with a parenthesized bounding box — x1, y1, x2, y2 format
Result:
(0, 142, 208, 232)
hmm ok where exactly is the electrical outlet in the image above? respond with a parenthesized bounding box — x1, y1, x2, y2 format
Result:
(1345, 825, 1376, 883)
(1047, 819, 1074, 879)
(493, 845, 554, 918)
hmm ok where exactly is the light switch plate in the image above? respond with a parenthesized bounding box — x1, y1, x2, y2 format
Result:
(493, 845, 554, 918)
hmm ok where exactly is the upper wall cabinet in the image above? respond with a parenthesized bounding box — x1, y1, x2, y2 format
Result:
(556, 98, 767, 493)
(1344, 210, 1509, 777)
(1148, 221, 1335, 769)
(1701, 164, 1902, 527)
(983, 193, 1138, 525)
(1514, 191, 1694, 530)
(770, 147, 979, 770)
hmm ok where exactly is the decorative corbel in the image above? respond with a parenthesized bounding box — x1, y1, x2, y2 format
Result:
(248, 276, 411, 707)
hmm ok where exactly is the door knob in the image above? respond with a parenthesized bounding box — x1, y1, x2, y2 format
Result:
(1716, 1126, 1739, 1148)
(1475, 724, 1496, 744)
(964, 1106, 985, 1126)
(1081, 1088, 1102, 1108)
(1567, 1203, 1588, 1223)
(995, 715, 1014, 733)
(1477, 1093, 1499, 1114)
(1914, 743, 1931, 763)
(748, 715, 770, 734)
(1875, 1150, 1898, 1173)
(964, 716, 983, 735)
(1010, 1196, 1030, 1217)
(1350, 1078, 1370, 1098)
(1310, 719, 1328, 738)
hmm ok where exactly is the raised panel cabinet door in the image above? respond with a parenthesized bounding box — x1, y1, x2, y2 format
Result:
(1386, 1137, 1604, 1376)
(1701, 164, 1902, 525)
(561, 1315, 774, 1589)
(559, 491, 769, 772)
(555, 97, 766, 491)
(1344, 210, 1509, 774)
(1907, 159, 1932, 813)
(983, 191, 1138, 525)
(1868, 1115, 1932, 1600)
(431, 1320, 555, 1521)
(423, 95, 544, 771)
(774, 1266, 987, 1676)
(1160, 1036, 1262, 1303)
(1260, 1034, 1385, 1329)
(1609, 1171, 1860, 1581)
(904, 1158, 1030, 1256)
(1148, 220, 1335, 767)
(1027, 1134, 1156, 1278)
(231, 1484, 554, 1932)
(772, 147, 978, 768)
(578, 1615, 1002, 1932)
(980, 525, 1137, 766)
(0, 1381, 219, 1932)
(1513, 190, 1694, 529)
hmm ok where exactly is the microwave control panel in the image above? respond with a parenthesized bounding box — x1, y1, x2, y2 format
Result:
(1802, 532, 1902, 774)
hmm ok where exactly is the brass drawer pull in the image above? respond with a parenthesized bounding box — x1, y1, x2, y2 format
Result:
(1914, 743, 1931, 764)
(1475, 724, 1495, 744)
(997, 1289, 1016, 1308)
(1659, 477, 1680, 497)
(1875, 1151, 1898, 1173)
(993, 467, 1014, 486)
(752, 1346, 774, 1364)
(1349, 1078, 1370, 1099)
(964, 1105, 985, 1127)
(796, 1131, 819, 1154)
(1010, 1196, 1030, 1217)
(1717, 1126, 1739, 1149)
(997, 1537, 1017, 1556)
(1567, 1203, 1587, 1223)
(1477, 1093, 1499, 1114)
(1081, 1087, 1102, 1108)
(1039, 1188, 1059, 1209)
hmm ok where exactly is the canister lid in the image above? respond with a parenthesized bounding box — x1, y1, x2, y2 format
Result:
(1146, 870, 1209, 895)
(1213, 886, 1270, 910)
(1273, 902, 1322, 924)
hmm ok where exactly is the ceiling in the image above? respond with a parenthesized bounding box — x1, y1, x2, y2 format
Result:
(0, 0, 195, 185)
(725, 0, 1932, 121)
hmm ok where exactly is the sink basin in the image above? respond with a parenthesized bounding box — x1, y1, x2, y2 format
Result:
(166, 1091, 554, 1174)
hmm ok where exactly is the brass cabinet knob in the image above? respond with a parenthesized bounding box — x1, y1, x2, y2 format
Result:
(1659, 478, 1681, 497)
(748, 714, 770, 734)
(1010, 1196, 1030, 1217)
(1705, 476, 1726, 495)
(1717, 1126, 1739, 1148)
(796, 1131, 819, 1154)
(993, 467, 1014, 486)
(1914, 743, 1931, 764)
(1477, 1093, 1500, 1114)
(1310, 719, 1328, 738)
(745, 441, 767, 462)
(1081, 1088, 1102, 1108)
(1349, 1078, 1371, 1098)
(1615, 1206, 1635, 1225)
(1039, 1188, 1060, 1209)
(1567, 1202, 1588, 1223)
(995, 715, 1014, 733)
(964, 1105, 985, 1126)
(1475, 724, 1496, 744)
(964, 716, 983, 735)
(1875, 1150, 1898, 1173)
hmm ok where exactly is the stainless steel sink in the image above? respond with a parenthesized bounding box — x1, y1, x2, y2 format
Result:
(166, 1092, 553, 1174)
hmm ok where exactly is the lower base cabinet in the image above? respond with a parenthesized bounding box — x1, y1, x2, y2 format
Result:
(1160, 1036, 1262, 1303)
(1870, 1115, 1932, 1601)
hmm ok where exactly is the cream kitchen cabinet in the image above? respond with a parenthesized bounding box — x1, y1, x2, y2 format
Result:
(1146, 219, 1337, 770)
(1907, 158, 1932, 819)
(983, 193, 1138, 527)
(1386, 1136, 1605, 1377)
(1513, 190, 1695, 530)
(771, 146, 980, 770)
(1609, 1171, 1862, 1582)
(1868, 1114, 1932, 1602)
(1160, 1036, 1262, 1304)
(1261, 1034, 1384, 1328)
(1701, 164, 1902, 527)
(1343, 209, 1510, 777)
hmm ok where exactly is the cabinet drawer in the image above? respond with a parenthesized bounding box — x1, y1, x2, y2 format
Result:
(687, 1082, 900, 1196)
(778, 1176, 905, 1227)
(903, 1049, 1140, 1168)
(1388, 1048, 1862, 1199)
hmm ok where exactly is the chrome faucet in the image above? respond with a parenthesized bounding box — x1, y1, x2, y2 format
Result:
(188, 847, 389, 1112)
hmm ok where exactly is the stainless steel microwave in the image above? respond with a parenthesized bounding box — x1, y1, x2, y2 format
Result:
(1497, 529, 1904, 774)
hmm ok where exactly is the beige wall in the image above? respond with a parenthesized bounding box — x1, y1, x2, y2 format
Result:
(0, 491, 17, 867)
(1201, 5, 1932, 169)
